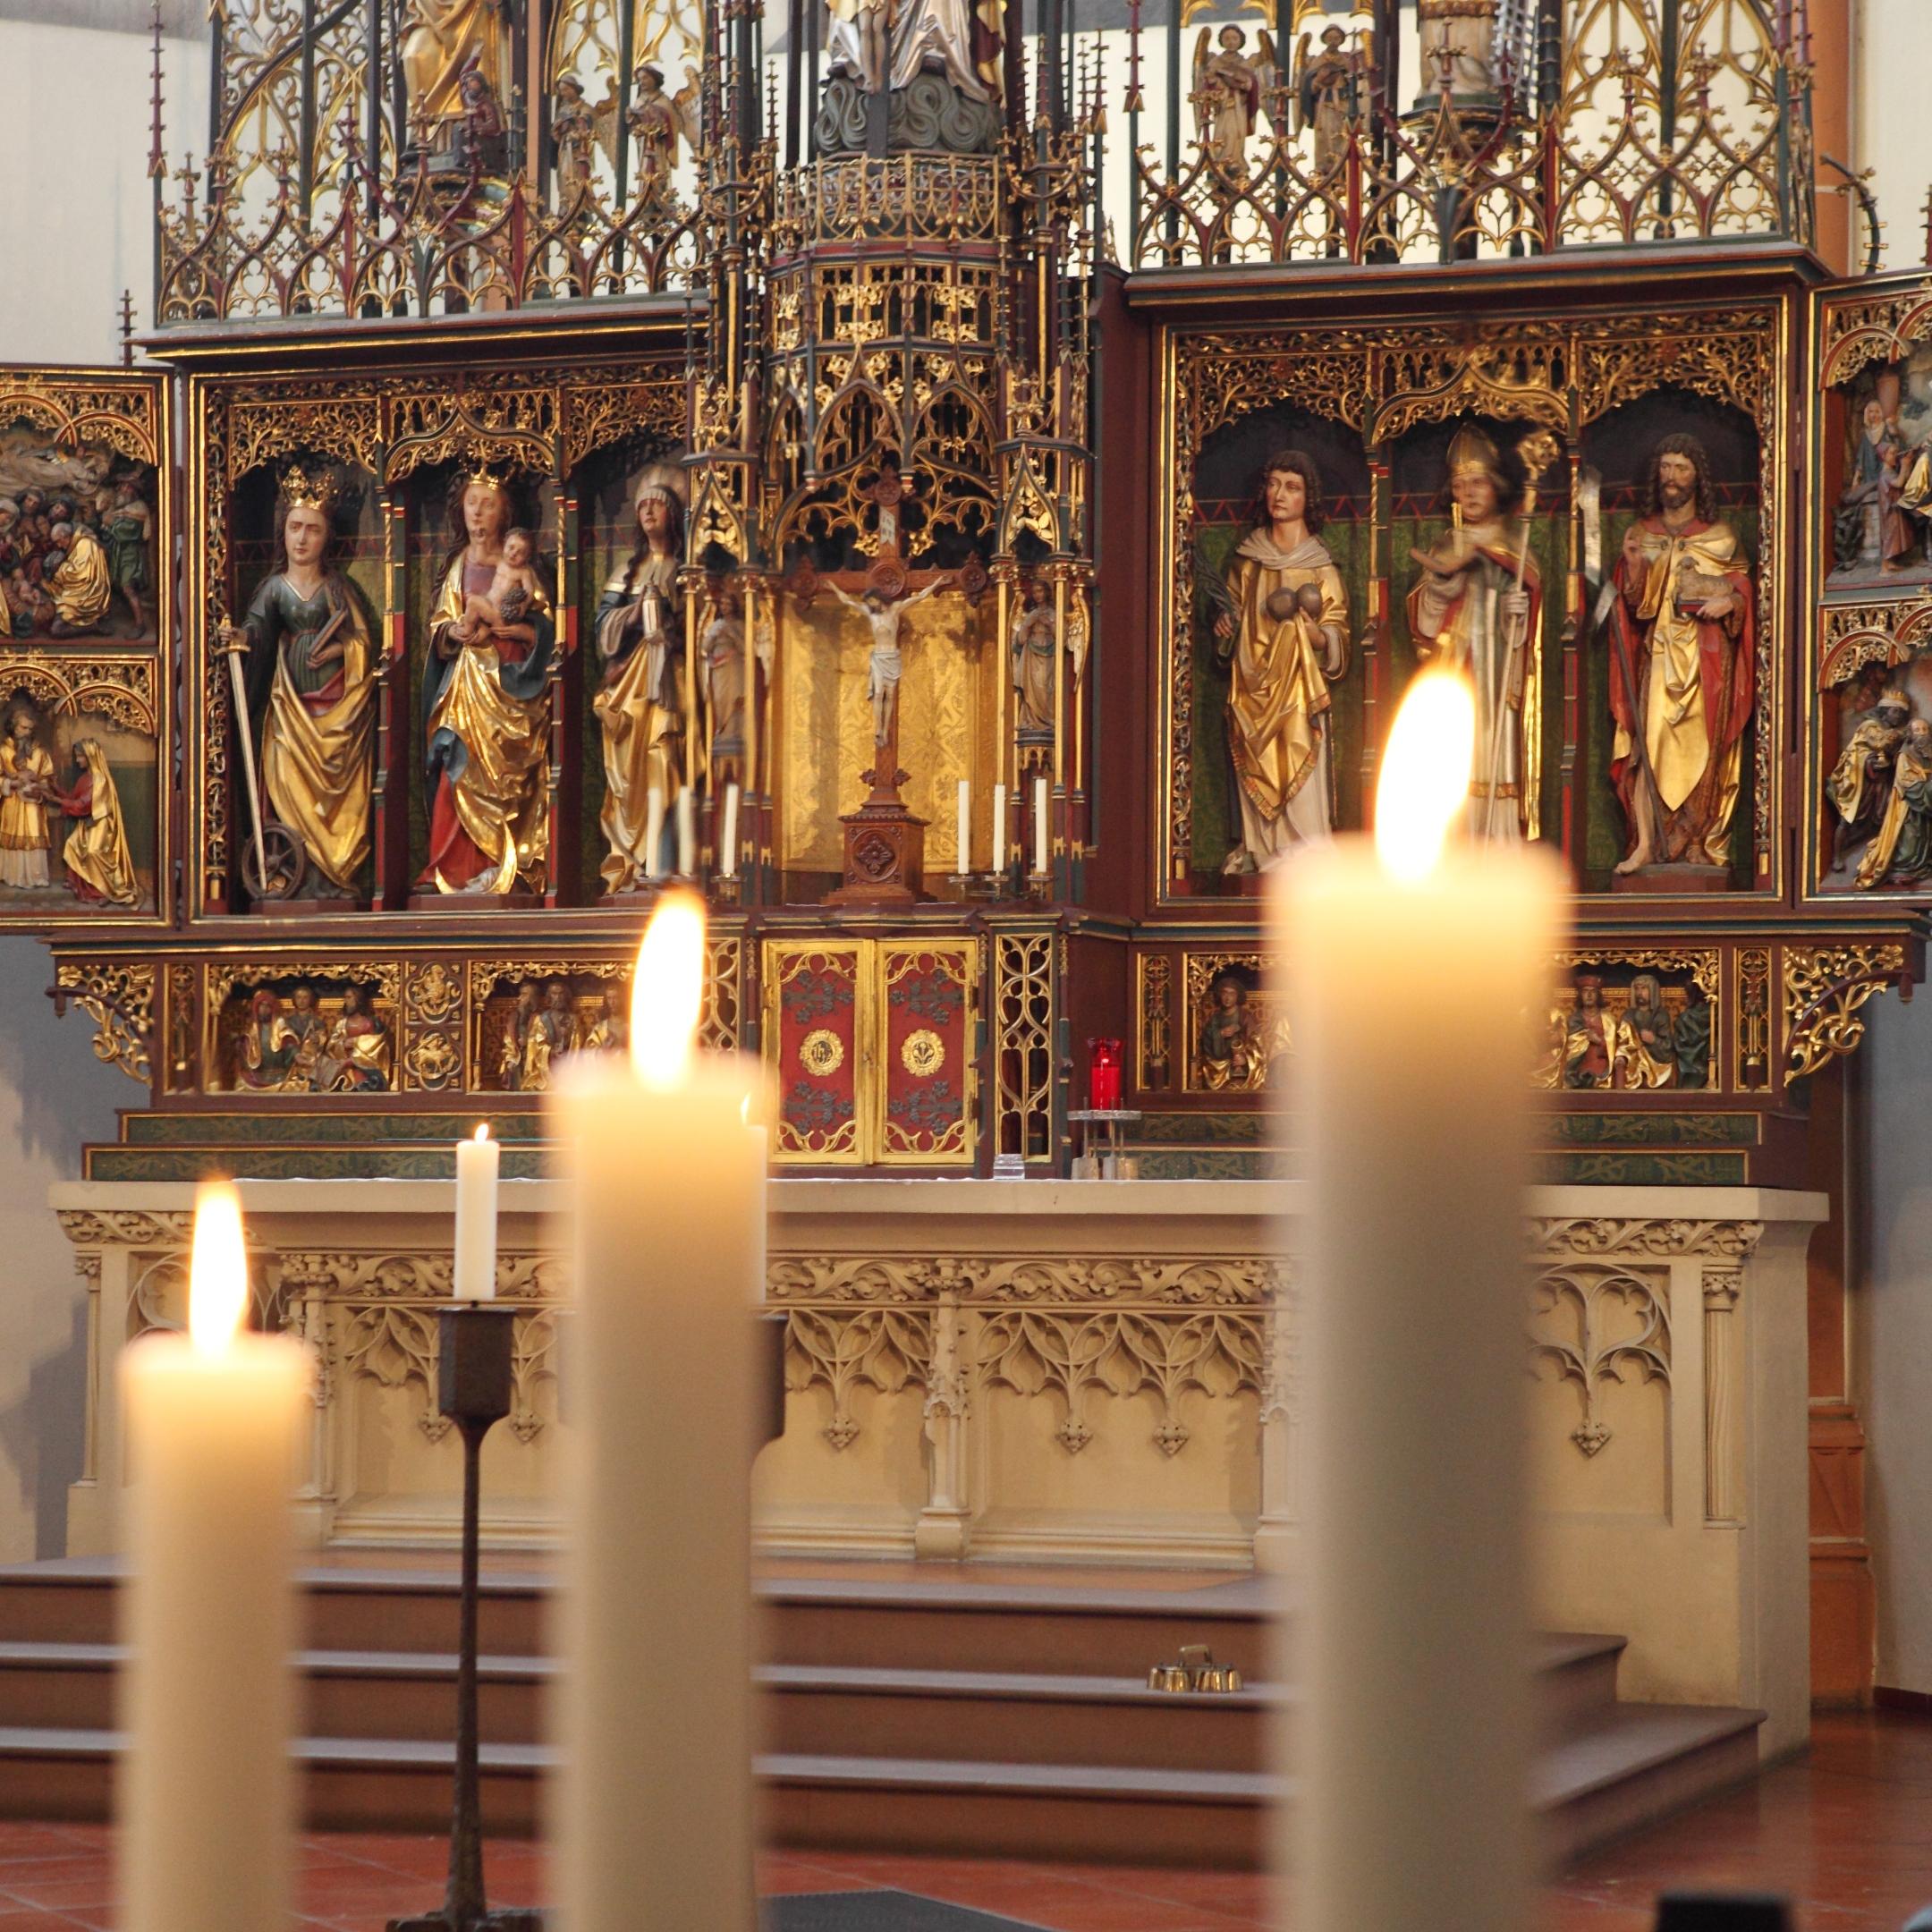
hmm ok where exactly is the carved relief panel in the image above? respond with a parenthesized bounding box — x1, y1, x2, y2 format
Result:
(1812, 272, 1932, 901)
(0, 369, 173, 926)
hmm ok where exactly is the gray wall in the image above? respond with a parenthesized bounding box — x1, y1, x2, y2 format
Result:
(0, 12, 203, 1562)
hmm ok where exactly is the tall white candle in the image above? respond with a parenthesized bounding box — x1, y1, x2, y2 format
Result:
(453, 1123, 499, 1301)
(118, 1181, 309, 1932)
(1274, 671, 1558, 1932)
(1033, 775, 1049, 876)
(720, 782, 741, 880)
(956, 777, 971, 874)
(991, 783, 1006, 876)
(550, 891, 765, 1932)
(643, 785, 666, 882)
(676, 788, 696, 877)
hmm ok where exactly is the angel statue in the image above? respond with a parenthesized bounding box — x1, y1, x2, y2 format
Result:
(1294, 22, 1361, 177)
(551, 74, 606, 194)
(1192, 24, 1277, 176)
(628, 61, 699, 205)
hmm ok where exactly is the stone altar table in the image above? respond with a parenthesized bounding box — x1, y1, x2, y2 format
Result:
(53, 1177, 1823, 1758)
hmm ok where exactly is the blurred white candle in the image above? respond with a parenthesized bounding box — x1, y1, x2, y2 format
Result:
(453, 1123, 499, 1301)
(119, 1181, 308, 1932)
(1033, 775, 1048, 876)
(956, 778, 970, 873)
(1275, 671, 1558, 1932)
(676, 788, 696, 877)
(720, 782, 741, 879)
(643, 785, 666, 881)
(550, 891, 765, 1932)
(991, 783, 1006, 875)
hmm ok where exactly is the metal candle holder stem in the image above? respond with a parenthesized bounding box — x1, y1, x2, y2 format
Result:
(386, 1308, 789, 1932)
(388, 1303, 541, 1932)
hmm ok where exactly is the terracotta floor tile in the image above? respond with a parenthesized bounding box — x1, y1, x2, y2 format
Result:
(0, 1712, 1929, 1925)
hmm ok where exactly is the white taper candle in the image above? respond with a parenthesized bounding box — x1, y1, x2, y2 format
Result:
(453, 1123, 499, 1301)
(643, 785, 666, 881)
(1275, 671, 1558, 1932)
(676, 788, 696, 877)
(720, 782, 741, 879)
(550, 891, 765, 1932)
(118, 1181, 308, 1932)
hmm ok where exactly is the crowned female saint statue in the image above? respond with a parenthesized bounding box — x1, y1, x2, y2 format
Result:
(1210, 448, 1347, 870)
(1406, 424, 1542, 843)
(421, 469, 556, 895)
(217, 466, 377, 895)
(595, 465, 687, 893)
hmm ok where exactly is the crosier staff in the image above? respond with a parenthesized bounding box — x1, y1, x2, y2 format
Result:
(1484, 429, 1560, 835)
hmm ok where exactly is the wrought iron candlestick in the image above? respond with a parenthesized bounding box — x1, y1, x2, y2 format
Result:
(388, 1309, 789, 1932)
(389, 1303, 540, 1932)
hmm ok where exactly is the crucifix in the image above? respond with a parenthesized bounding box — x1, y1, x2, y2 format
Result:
(826, 564, 955, 907)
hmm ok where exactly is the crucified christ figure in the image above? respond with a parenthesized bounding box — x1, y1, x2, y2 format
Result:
(830, 575, 953, 747)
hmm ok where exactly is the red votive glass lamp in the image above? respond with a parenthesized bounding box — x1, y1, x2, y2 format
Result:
(1089, 1038, 1123, 1111)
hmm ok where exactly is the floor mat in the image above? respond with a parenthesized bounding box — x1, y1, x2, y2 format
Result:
(764, 1890, 1046, 1931)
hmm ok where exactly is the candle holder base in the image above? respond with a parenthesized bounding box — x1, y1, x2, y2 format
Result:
(389, 1911, 546, 1932)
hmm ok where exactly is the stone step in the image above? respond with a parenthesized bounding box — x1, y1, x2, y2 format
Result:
(0, 1633, 1623, 1769)
(0, 1699, 1761, 1865)
(0, 1563, 1287, 1677)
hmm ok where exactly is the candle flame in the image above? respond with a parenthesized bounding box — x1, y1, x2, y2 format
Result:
(631, 888, 706, 1089)
(473, 1123, 489, 1143)
(188, 1179, 249, 1357)
(1375, 670, 1475, 883)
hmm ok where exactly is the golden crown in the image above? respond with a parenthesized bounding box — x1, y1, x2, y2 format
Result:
(279, 463, 341, 511)
(457, 457, 511, 491)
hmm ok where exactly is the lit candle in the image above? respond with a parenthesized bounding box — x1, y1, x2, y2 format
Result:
(991, 783, 1006, 876)
(550, 891, 765, 1932)
(956, 777, 971, 873)
(676, 788, 696, 877)
(453, 1123, 499, 1301)
(118, 1180, 309, 1932)
(1033, 774, 1049, 876)
(643, 785, 666, 881)
(1274, 671, 1559, 1932)
(720, 782, 741, 880)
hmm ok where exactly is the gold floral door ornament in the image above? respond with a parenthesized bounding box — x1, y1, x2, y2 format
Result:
(763, 937, 979, 1166)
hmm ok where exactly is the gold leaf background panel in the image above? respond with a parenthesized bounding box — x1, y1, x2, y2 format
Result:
(779, 594, 997, 873)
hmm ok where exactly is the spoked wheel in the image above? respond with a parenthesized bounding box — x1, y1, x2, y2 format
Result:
(242, 821, 306, 903)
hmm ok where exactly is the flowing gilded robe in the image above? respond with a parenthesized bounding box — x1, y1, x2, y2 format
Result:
(1408, 521, 1543, 843)
(1221, 529, 1346, 862)
(1621, 995, 1677, 1090)
(1856, 738, 1932, 887)
(1606, 514, 1755, 869)
(1828, 710, 1905, 837)
(56, 745, 137, 907)
(401, 0, 508, 135)
(240, 572, 376, 891)
(595, 550, 683, 894)
(0, 740, 51, 888)
(423, 554, 555, 895)
(315, 1012, 391, 1092)
(50, 529, 111, 630)
(1563, 1003, 1627, 1089)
